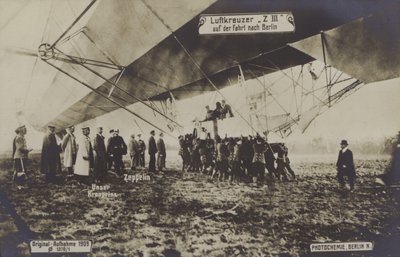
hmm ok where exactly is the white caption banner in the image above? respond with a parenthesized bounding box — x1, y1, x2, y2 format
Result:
(30, 240, 92, 253)
(198, 12, 295, 35)
(310, 242, 374, 252)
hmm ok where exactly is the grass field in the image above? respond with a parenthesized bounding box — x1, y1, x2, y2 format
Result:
(0, 153, 399, 257)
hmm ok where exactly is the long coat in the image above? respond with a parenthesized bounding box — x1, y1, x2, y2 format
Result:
(13, 135, 29, 159)
(156, 138, 166, 156)
(93, 134, 107, 175)
(40, 132, 61, 174)
(128, 138, 140, 156)
(75, 135, 94, 176)
(107, 136, 127, 156)
(148, 136, 157, 155)
(336, 149, 356, 177)
(62, 132, 77, 168)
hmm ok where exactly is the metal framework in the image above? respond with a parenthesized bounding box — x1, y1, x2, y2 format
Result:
(36, 0, 182, 137)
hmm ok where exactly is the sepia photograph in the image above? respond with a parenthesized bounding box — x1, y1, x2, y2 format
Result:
(0, 0, 399, 256)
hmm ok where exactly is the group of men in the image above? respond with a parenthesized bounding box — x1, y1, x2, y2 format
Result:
(204, 100, 234, 121)
(12, 122, 398, 191)
(178, 129, 296, 186)
(12, 124, 166, 187)
(177, 127, 360, 190)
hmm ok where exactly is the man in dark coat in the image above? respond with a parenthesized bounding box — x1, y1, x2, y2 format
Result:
(336, 139, 356, 190)
(93, 126, 107, 182)
(239, 136, 253, 181)
(264, 141, 277, 181)
(157, 132, 166, 172)
(252, 136, 266, 185)
(148, 130, 157, 172)
(128, 134, 140, 171)
(107, 129, 114, 170)
(40, 125, 62, 183)
(137, 134, 146, 168)
(106, 129, 127, 175)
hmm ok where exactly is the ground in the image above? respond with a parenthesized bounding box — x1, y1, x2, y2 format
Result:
(0, 154, 399, 257)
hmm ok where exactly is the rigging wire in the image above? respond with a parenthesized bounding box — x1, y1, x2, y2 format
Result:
(51, 16, 84, 59)
(245, 73, 293, 117)
(265, 58, 330, 108)
(54, 47, 183, 128)
(299, 65, 304, 112)
(67, 62, 143, 133)
(50, 0, 97, 49)
(22, 0, 54, 111)
(288, 68, 295, 116)
(126, 0, 195, 108)
(82, 31, 120, 66)
(248, 68, 299, 127)
(317, 82, 365, 119)
(140, 0, 259, 135)
(44, 59, 176, 139)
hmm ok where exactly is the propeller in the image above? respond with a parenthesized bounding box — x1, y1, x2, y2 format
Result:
(3, 45, 87, 66)
(2, 47, 37, 58)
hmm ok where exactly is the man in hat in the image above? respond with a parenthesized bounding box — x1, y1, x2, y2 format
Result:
(213, 136, 229, 180)
(221, 100, 234, 119)
(93, 126, 107, 182)
(74, 127, 94, 184)
(106, 129, 127, 175)
(336, 139, 356, 190)
(264, 138, 277, 181)
(62, 125, 77, 176)
(252, 136, 266, 186)
(275, 143, 290, 182)
(229, 138, 242, 182)
(239, 136, 253, 182)
(137, 134, 146, 168)
(157, 132, 166, 172)
(107, 129, 115, 169)
(148, 130, 157, 172)
(203, 105, 214, 121)
(128, 134, 139, 171)
(13, 125, 32, 188)
(282, 143, 295, 179)
(41, 125, 62, 183)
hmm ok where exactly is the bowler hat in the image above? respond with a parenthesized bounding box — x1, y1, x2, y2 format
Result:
(340, 139, 348, 146)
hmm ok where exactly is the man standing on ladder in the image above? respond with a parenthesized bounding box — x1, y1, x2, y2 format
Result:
(221, 100, 234, 119)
